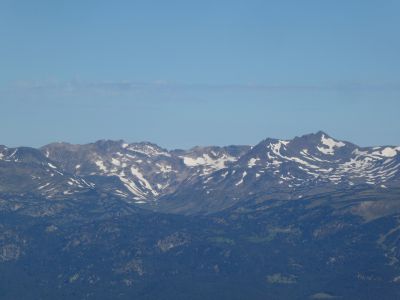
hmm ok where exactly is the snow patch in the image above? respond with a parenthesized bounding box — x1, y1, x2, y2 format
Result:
(9, 149, 18, 158)
(128, 144, 171, 157)
(269, 140, 288, 155)
(182, 154, 236, 170)
(235, 171, 247, 186)
(131, 167, 158, 196)
(95, 160, 107, 172)
(376, 147, 397, 158)
(248, 158, 259, 168)
(317, 135, 345, 155)
(221, 171, 229, 178)
(156, 183, 169, 190)
(118, 176, 146, 199)
(111, 158, 121, 166)
(38, 183, 51, 190)
(157, 163, 173, 173)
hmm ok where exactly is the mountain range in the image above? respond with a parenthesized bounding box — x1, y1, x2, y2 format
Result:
(1, 131, 400, 299)
(1, 131, 399, 211)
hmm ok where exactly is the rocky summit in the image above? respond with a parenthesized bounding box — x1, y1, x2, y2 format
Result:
(1, 132, 400, 299)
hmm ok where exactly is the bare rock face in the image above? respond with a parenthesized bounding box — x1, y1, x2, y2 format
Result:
(114, 259, 145, 276)
(0, 244, 21, 262)
(157, 232, 190, 252)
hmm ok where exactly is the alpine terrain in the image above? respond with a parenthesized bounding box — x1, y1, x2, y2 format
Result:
(1, 131, 400, 299)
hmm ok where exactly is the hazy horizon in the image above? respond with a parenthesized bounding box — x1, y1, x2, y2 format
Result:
(1, 1, 399, 148)
(2, 128, 400, 151)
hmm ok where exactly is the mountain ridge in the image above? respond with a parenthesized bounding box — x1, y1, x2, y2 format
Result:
(1, 131, 399, 213)
(1, 132, 400, 299)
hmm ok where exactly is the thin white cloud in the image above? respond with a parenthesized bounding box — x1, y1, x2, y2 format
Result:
(2, 79, 400, 99)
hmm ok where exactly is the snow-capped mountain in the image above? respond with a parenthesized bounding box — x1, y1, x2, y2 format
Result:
(41, 140, 248, 203)
(0, 145, 92, 198)
(160, 131, 400, 213)
(171, 145, 250, 178)
(41, 140, 185, 202)
(206, 131, 400, 190)
(1, 132, 399, 210)
(2, 133, 400, 299)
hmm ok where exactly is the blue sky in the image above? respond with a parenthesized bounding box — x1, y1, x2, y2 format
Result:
(1, 0, 399, 149)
